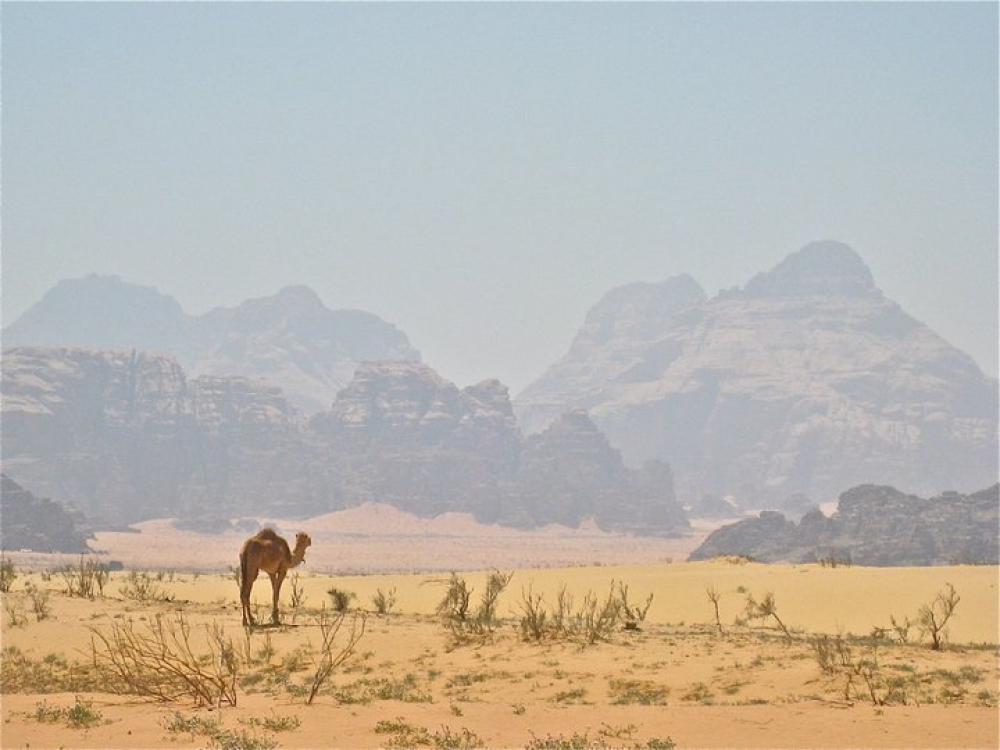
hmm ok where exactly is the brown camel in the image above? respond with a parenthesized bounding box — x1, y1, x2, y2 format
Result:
(239, 528, 311, 626)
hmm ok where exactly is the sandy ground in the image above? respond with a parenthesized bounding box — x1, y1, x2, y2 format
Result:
(51, 505, 723, 575)
(1, 553, 998, 749)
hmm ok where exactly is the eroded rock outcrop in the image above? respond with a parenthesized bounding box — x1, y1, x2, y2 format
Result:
(688, 484, 1000, 565)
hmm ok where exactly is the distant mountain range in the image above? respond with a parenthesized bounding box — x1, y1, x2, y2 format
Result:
(3, 240, 997, 519)
(1, 349, 686, 534)
(2, 276, 419, 413)
(515, 241, 998, 506)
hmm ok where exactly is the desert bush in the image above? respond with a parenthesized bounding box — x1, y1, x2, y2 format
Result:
(333, 673, 432, 704)
(288, 572, 307, 620)
(609, 678, 670, 705)
(57, 556, 109, 599)
(680, 681, 714, 704)
(743, 590, 792, 641)
(162, 710, 223, 738)
(525, 731, 676, 749)
(576, 584, 624, 644)
(888, 613, 913, 643)
(375, 716, 485, 749)
(0, 558, 17, 592)
(240, 713, 302, 732)
(706, 586, 724, 635)
(24, 581, 51, 621)
(118, 570, 170, 602)
(518, 585, 549, 641)
(327, 587, 356, 613)
(89, 614, 238, 706)
(4, 596, 27, 627)
(207, 726, 278, 750)
(29, 697, 105, 729)
(518, 580, 641, 644)
(303, 608, 367, 705)
(811, 632, 906, 705)
(1, 646, 104, 693)
(810, 633, 853, 675)
(617, 582, 653, 630)
(917, 583, 960, 650)
(437, 570, 513, 643)
(371, 586, 397, 616)
(435, 573, 474, 622)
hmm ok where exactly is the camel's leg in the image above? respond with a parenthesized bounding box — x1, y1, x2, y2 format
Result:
(241, 558, 258, 626)
(270, 569, 287, 625)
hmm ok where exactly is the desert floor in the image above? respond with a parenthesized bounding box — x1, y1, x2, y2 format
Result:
(1, 534, 998, 750)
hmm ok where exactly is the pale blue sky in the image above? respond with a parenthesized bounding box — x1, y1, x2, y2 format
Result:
(2, 2, 997, 391)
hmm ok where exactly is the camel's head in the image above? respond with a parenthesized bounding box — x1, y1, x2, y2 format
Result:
(293, 532, 312, 562)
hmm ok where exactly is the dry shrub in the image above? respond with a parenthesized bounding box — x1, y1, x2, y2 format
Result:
(436, 570, 513, 644)
(304, 608, 367, 705)
(89, 613, 238, 707)
(518, 579, 647, 644)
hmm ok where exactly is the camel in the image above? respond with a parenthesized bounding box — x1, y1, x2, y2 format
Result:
(239, 528, 311, 626)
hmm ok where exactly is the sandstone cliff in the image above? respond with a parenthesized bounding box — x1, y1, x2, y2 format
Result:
(2, 348, 686, 535)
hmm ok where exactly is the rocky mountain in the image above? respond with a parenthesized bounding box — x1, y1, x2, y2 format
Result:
(2, 276, 420, 413)
(516, 241, 998, 507)
(1, 347, 686, 535)
(688, 484, 1000, 566)
(1, 474, 92, 553)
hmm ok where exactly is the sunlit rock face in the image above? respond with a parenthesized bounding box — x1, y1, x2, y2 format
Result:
(516, 241, 998, 507)
(688, 484, 1000, 566)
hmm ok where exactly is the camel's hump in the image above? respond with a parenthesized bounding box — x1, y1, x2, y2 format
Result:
(253, 528, 282, 541)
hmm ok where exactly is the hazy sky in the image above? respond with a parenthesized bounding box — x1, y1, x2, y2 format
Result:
(3, 2, 997, 392)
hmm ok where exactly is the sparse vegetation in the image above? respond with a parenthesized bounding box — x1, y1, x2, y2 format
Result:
(288, 572, 307, 620)
(118, 570, 170, 602)
(327, 587, 356, 613)
(58, 556, 110, 599)
(0, 558, 17, 592)
(743, 590, 792, 642)
(304, 609, 367, 705)
(518, 580, 648, 644)
(706, 585, 724, 635)
(609, 678, 670, 705)
(88, 614, 239, 706)
(374, 716, 485, 749)
(918, 583, 961, 650)
(436, 570, 513, 643)
(24, 581, 51, 621)
(27, 697, 105, 729)
(371, 586, 397, 616)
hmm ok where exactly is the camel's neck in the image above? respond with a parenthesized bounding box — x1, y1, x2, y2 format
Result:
(289, 547, 308, 567)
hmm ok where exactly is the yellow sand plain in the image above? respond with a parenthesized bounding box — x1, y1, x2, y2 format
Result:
(1, 560, 997, 749)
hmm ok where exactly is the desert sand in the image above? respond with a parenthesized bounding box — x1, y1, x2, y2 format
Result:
(2, 534, 997, 750)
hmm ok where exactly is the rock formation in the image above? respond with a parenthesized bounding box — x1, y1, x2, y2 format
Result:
(688, 484, 1000, 565)
(1, 474, 92, 553)
(516, 241, 998, 506)
(1, 348, 686, 535)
